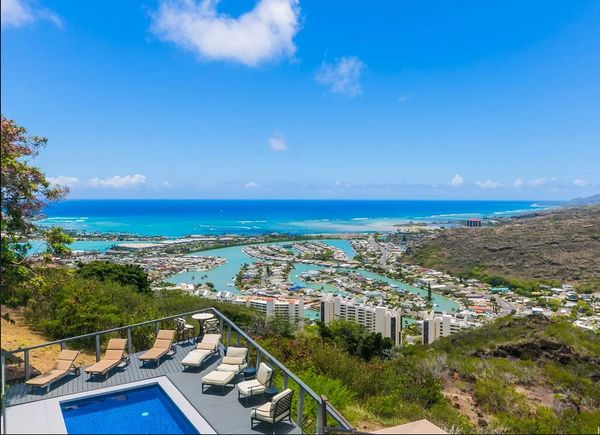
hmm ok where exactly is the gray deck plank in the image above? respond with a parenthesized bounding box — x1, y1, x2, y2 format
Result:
(5, 342, 302, 434)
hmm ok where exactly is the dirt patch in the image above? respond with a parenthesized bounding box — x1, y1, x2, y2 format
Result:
(1, 305, 95, 376)
(443, 380, 484, 428)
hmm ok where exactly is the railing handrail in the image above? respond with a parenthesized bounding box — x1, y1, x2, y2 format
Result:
(0, 307, 214, 356)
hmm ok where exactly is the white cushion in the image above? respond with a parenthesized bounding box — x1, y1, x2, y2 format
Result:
(225, 347, 247, 359)
(237, 379, 265, 397)
(256, 363, 273, 385)
(202, 370, 234, 385)
(181, 349, 211, 367)
(216, 362, 247, 373)
(222, 356, 244, 365)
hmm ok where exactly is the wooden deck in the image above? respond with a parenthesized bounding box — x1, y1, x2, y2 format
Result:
(4, 342, 301, 434)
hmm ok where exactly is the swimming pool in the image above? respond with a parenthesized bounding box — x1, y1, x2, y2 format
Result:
(60, 384, 199, 434)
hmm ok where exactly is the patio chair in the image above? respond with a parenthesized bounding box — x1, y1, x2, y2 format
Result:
(250, 388, 294, 433)
(176, 318, 195, 343)
(25, 350, 81, 393)
(139, 330, 175, 367)
(203, 318, 220, 334)
(181, 333, 221, 369)
(85, 338, 129, 380)
(237, 362, 273, 402)
(215, 346, 248, 374)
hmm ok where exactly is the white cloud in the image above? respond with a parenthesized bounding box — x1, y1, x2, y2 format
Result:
(449, 174, 464, 187)
(572, 178, 591, 187)
(1, 0, 62, 28)
(476, 180, 502, 189)
(268, 134, 287, 152)
(245, 181, 258, 188)
(90, 174, 147, 188)
(47, 175, 79, 187)
(150, 0, 300, 66)
(315, 56, 365, 97)
(512, 178, 524, 188)
(528, 177, 549, 187)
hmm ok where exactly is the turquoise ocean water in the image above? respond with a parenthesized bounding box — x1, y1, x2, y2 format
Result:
(38, 199, 558, 237)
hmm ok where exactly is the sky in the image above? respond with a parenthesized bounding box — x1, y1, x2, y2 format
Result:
(1, 0, 599, 200)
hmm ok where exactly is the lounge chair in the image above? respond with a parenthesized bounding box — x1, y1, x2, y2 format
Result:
(25, 350, 81, 393)
(215, 346, 248, 374)
(181, 333, 221, 369)
(139, 330, 175, 367)
(201, 370, 235, 393)
(237, 362, 273, 402)
(251, 388, 294, 433)
(85, 338, 129, 380)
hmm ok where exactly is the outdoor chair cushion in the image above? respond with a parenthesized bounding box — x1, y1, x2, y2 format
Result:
(202, 370, 235, 386)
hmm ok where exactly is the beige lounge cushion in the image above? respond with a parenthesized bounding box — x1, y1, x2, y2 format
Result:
(256, 363, 273, 385)
(139, 347, 168, 361)
(54, 360, 74, 371)
(26, 369, 66, 386)
(104, 350, 124, 361)
(154, 338, 173, 349)
(106, 339, 127, 351)
(225, 347, 247, 358)
(196, 342, 218, 351)
(237, 379, 264, 396)
(181, 349, 211, 366)
(251, 402, 274, 421)
(157, 330, 175, 340)
(202, 370, 234, 386)
(202, 334, 221, 342)
(222, 356, 244, 365)
(216, 362, 247, 373)
(57, 350, 80, 361)
(85, 359, 120, 374)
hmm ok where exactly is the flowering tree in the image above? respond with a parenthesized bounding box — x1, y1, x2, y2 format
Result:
(1, 115, 72, 305)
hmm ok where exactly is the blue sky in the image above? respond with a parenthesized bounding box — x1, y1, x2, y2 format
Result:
(1, 0, 599, 200)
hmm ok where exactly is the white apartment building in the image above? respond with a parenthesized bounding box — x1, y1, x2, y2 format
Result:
(422, 312, 477, 344)
(320, 294, 402, 345)
(232, 297, 304, 325)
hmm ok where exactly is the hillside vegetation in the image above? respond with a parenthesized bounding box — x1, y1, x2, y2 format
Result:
(261, 315, 600, 434)
(406, 205, 600, 286)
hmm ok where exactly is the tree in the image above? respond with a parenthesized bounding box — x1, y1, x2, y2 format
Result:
(1, 115, 71, 305)
(76, 261, 151, 294)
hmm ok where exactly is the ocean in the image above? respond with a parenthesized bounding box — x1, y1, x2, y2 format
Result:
(38, 199, 559, 237)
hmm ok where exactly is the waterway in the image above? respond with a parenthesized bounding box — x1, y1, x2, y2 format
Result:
(166, 239, 459, 319)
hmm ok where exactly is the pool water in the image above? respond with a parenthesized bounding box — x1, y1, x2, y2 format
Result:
(60, 384, 199, 434)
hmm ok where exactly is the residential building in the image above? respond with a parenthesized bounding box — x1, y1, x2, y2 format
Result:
(320, 294, 401, 345)
(422, 312, 477, 344)
(233, 296, 304, 324)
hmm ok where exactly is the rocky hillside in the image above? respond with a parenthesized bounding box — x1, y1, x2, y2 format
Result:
(406, 205, 600, 284)
(433, 315, 600, 433)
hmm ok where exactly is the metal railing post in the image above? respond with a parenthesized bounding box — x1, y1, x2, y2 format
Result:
(1, 353, 6, 396)
(235, 331, 240, 346)
(226, 325, 231, 347)
(255, 347, 261, 368)
(60, 342, 65, 350)
(127, 328, 133, 355)
(95, 335, 101, 362)
(283, 373, 288, 389)
(155, 321, 160, 336)
(316, 395, 327, 434)
(24, 350, 30, 381)
(297, 388, 304, 428)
